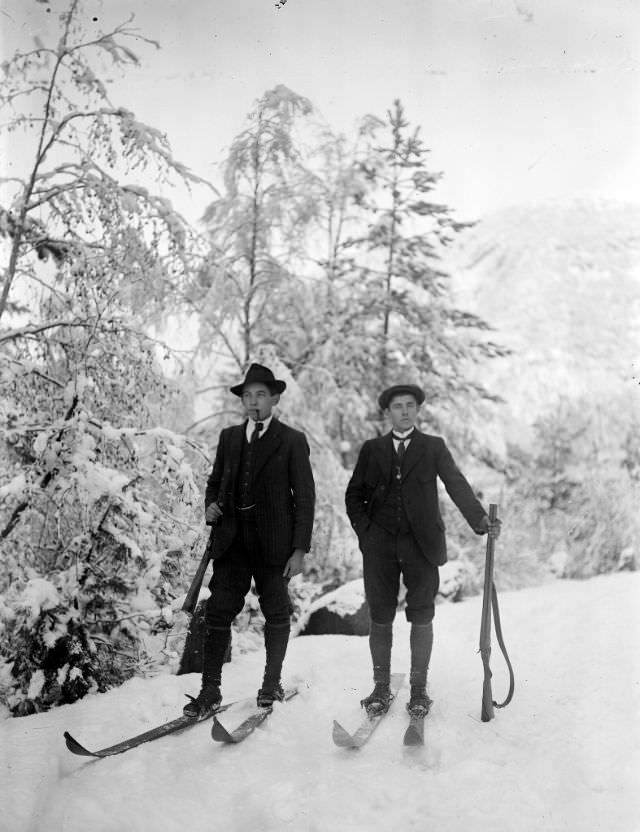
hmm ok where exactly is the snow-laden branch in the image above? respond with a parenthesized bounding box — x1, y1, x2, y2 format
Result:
(37, 108, 129, 168)
(0, 320, 94, 343)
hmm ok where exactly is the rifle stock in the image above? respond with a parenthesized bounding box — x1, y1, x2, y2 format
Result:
(182, 533, 213, 615)
(480, 503, 498, 722)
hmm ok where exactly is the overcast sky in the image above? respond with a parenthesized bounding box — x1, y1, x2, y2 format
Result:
(2, 0, 639, 223)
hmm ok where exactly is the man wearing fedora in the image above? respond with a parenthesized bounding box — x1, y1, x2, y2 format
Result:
(345, 383, 500, 717)
(184, 363, 315, 717)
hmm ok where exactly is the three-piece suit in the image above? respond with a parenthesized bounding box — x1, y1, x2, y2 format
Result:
(205, 416, 315, 631)
(345, 429, 486, 625)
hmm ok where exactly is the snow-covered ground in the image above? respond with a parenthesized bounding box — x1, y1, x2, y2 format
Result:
(2, 572, 639, 832)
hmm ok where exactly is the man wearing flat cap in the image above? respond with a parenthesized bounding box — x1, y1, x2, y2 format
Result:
(184, 363, 315, 717)
(345, 383, 500, 717)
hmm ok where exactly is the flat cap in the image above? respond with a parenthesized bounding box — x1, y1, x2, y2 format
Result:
(378, 384, 425, 410)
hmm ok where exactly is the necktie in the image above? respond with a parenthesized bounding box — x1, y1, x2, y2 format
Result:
(392, 431, 413, 462)
(393, 434, 408, 479)
(250, 421, 264, 443)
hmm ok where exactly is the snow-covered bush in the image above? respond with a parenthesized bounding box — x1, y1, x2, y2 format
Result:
(564, 470, 640, 578)
(1, 577, 98, 715)
(0, 398, 211, 713)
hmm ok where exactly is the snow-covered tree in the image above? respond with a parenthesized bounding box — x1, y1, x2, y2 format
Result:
(277, 120, 383, 465)
(197, 85, 316, 377)
(0, 1, 210, 714)
(348, 101, 507, 429)
(265, 102, 509, 468)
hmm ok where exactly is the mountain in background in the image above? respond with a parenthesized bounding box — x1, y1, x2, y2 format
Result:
(448, 197, 640, 449)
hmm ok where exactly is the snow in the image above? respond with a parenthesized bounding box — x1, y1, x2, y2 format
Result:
(17, 579, 60, 625)
(1, 573, 639, 832)
(0, 473, 26, 500)
(306, 579, 365, 618)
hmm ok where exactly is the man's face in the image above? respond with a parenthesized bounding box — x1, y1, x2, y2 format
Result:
(386, 394, 420, 432)
(241, 382, 278, 421)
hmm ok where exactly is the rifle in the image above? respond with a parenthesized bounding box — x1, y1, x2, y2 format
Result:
(182, 532, 214, 615)
(183, 463, 228, 615)
(479, 503, 515, 722)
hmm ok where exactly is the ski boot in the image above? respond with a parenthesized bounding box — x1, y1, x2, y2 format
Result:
(183, 683, 222, 719)
(361, 681, 392, 715)
(406, 684, 432, 717)
(257, 681, 285, 708)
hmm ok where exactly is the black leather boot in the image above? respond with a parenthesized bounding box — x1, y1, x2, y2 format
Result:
(258, 622, 290, 705)
(361, 621, 393, 713)
(183, 684, 222, 719)
(361, 681, 392, 714)
(256, 682, 285, 708)
(407, 684, 432, 716)
(183, 625, 229, 718)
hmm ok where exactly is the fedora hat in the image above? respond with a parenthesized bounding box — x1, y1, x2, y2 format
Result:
(378, 384, 425, 410)
(230, 363, 287, 397)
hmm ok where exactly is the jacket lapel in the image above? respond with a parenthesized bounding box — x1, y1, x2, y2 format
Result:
(228, 423, 245, 487)
(372, 433, 394, 484)
(253, 417, 283, 479)
(401, 430, 426, 479)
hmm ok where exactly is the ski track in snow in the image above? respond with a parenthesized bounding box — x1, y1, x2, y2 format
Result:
(1, 573, 639, 832)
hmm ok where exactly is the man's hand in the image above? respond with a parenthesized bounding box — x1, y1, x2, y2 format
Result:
(283, 549, 305, 579)
(205, 503, 223, 524)
(479, 515, 502, 539)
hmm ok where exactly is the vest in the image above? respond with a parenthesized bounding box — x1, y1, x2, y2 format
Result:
(370, 446, 411, 535)
(237, 433, 257, 508)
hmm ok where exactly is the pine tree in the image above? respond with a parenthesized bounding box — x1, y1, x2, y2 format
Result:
(352, 101, 506, 415)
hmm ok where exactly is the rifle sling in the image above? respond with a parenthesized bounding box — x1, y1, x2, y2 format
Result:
(490, 581, 515, 709)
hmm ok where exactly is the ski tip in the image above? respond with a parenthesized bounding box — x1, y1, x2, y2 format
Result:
(211, 717, 236, 743)
(332, 720, 357, 748)
(403, 726, 424, 746)
(63, 731, 96, 757)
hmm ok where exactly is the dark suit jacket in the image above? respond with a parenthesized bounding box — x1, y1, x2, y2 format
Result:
(345, 430, 486, 567)
(205, 417, 315, 566)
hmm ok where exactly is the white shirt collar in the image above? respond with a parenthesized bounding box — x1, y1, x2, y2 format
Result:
(245, 413, 273, 442)
(392, 426, 415, 439)
(392, 426, 415, 448)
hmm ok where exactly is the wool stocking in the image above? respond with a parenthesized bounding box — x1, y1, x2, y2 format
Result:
(369, 621, 393, 684)
(409, 621, 433, 688)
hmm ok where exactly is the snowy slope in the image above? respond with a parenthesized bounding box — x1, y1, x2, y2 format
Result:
(2, 572, 639, 832)
(449, 198, 640, 444)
